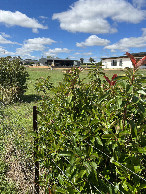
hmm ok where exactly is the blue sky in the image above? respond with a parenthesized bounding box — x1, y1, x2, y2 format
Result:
(0, 0, 146, 62)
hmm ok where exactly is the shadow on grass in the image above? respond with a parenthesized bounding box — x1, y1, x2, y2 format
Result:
(21, 94, 42, 103)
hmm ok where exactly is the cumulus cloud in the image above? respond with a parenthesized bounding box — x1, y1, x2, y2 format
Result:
(104, 29, 146, 52)
(0, 10, 48, 33)
(132, 0, 146, 9)
(0, 34, 19, 44)
(16, 37, 56, 57)
(74, 52, 81, 55)
(83, 52, 93, 56)
(76, 35, 110, 47)
(52, 0, 145, 34)
(0, 32, 10, 38)
(0, 46, 15, 56)
(44, 48, 71, 56)
(142, 28, 146, 36)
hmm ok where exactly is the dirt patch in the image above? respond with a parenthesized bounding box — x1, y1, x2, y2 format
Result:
(28, 66, 49, 68)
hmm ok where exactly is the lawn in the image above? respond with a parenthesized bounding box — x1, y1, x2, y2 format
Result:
(0, 67, 145, 193)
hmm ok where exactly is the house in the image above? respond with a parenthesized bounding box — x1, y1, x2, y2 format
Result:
(22, 59, 39, 66)
(102, 52, 146, 69)
(39, 57, 80, 67)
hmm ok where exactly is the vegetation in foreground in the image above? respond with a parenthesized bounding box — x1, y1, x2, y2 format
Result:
(35, 53, 145, 193)
(0, 55, 146, 193)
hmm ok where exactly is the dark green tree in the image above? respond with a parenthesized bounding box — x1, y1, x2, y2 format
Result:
(89, 57, 95, 63)
(0, 57, 29, 103)
(80, 58, 84, 64)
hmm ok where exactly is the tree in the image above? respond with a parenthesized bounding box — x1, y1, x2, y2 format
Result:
(80, 58, 84, 64)
(89, 57, 95, 63)
(47, 56, 53, 59)
(0, 57, 29, 103)
(97, 60, 102, 66)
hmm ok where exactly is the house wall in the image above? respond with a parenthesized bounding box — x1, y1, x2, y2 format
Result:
(102, 58, 133, 69)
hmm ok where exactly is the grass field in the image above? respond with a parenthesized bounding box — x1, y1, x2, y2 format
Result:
(0, 67, 146, 193)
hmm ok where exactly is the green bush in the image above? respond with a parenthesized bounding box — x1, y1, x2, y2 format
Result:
(35, 60, 145, 193)
(0, 57, 29, 104)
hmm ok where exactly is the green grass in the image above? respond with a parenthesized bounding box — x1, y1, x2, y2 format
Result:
(0, 67, 146, 193)
(25, 68, 146, 97)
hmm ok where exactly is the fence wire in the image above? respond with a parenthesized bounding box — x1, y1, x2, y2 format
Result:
(52, 131, 126, 194)
(1, 102, 145, 193)
(58, 129, 146, 183)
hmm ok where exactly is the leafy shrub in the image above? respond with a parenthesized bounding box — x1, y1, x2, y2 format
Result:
(35, 54, 146, 193)
(0, 57, 29, 104)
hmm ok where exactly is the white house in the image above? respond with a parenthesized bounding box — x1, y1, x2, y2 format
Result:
(102, 52, 146, 69)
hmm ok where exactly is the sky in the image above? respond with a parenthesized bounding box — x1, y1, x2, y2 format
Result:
(0, 0, 146, 62)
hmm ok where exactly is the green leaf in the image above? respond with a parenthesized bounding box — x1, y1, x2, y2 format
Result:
(137, 90, 146, 95)
(134, 166, 141, 173)
(117, 98, 122, 108)
(58, 151, 72, 157)
(126, 84, 133, 93)
(140, 184, 146, 189)
(78, 170, 86, 178)
(138, 103, 145, 112)
(96, 136, 103, 146)
(83, 162, 92, 174)
(138, 147, 146, 154)
(56, 187, 68, 193)
(58, 174, 64, 185)
(90, 153, 99, 159)
(102, 134, 114, 139)
(91, 161, 98, 170)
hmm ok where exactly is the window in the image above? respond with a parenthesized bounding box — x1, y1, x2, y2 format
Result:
(119, 59, 122, 66)
(111, 60, 117, 66)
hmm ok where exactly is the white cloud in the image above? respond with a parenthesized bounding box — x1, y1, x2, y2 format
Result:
(142, 28, 146, 36)
(76, 35, 110, 47)
(104, 30, 146, 52)
(0, 46, 15, 56)
(0, 32, 10, 38)
(39, 16, 48, 19)
(68, 56, 76, 59)
(0, 34, 19, 44)
(0, 10, 48, 33)
(132, 0, 146, 9)
(16, 37, 56, 57)
(44, 48, 71, 56)
(83, 52, 93, 56)
(52, 0, 145, 34)
(25, 37, 56, 45)
(74, 52, 81, 55)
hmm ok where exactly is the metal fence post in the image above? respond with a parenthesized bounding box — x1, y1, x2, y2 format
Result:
(33, 106, 39, 194)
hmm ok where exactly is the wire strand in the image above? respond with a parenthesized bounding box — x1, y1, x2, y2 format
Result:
(52, 160, 81, 193)
(84, 140, 146, 182)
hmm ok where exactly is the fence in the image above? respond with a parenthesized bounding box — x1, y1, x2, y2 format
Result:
(0, 103, 145, 193)
(32, 107, 146, 194)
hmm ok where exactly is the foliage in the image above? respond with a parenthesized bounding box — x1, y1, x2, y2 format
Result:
(35, 54, 146, 194)
(89, 57, 95, 63)
(0, 64, 145, 193)
(0, 57, 29, 104)
(80, 58, 84, 64)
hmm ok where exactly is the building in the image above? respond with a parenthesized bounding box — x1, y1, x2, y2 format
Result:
(102, 52, 146, 69)
(22, 59, 39, 66)
(39, 57, 80, 67)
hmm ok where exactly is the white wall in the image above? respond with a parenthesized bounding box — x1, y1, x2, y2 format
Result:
(102, 58, 133, 69)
